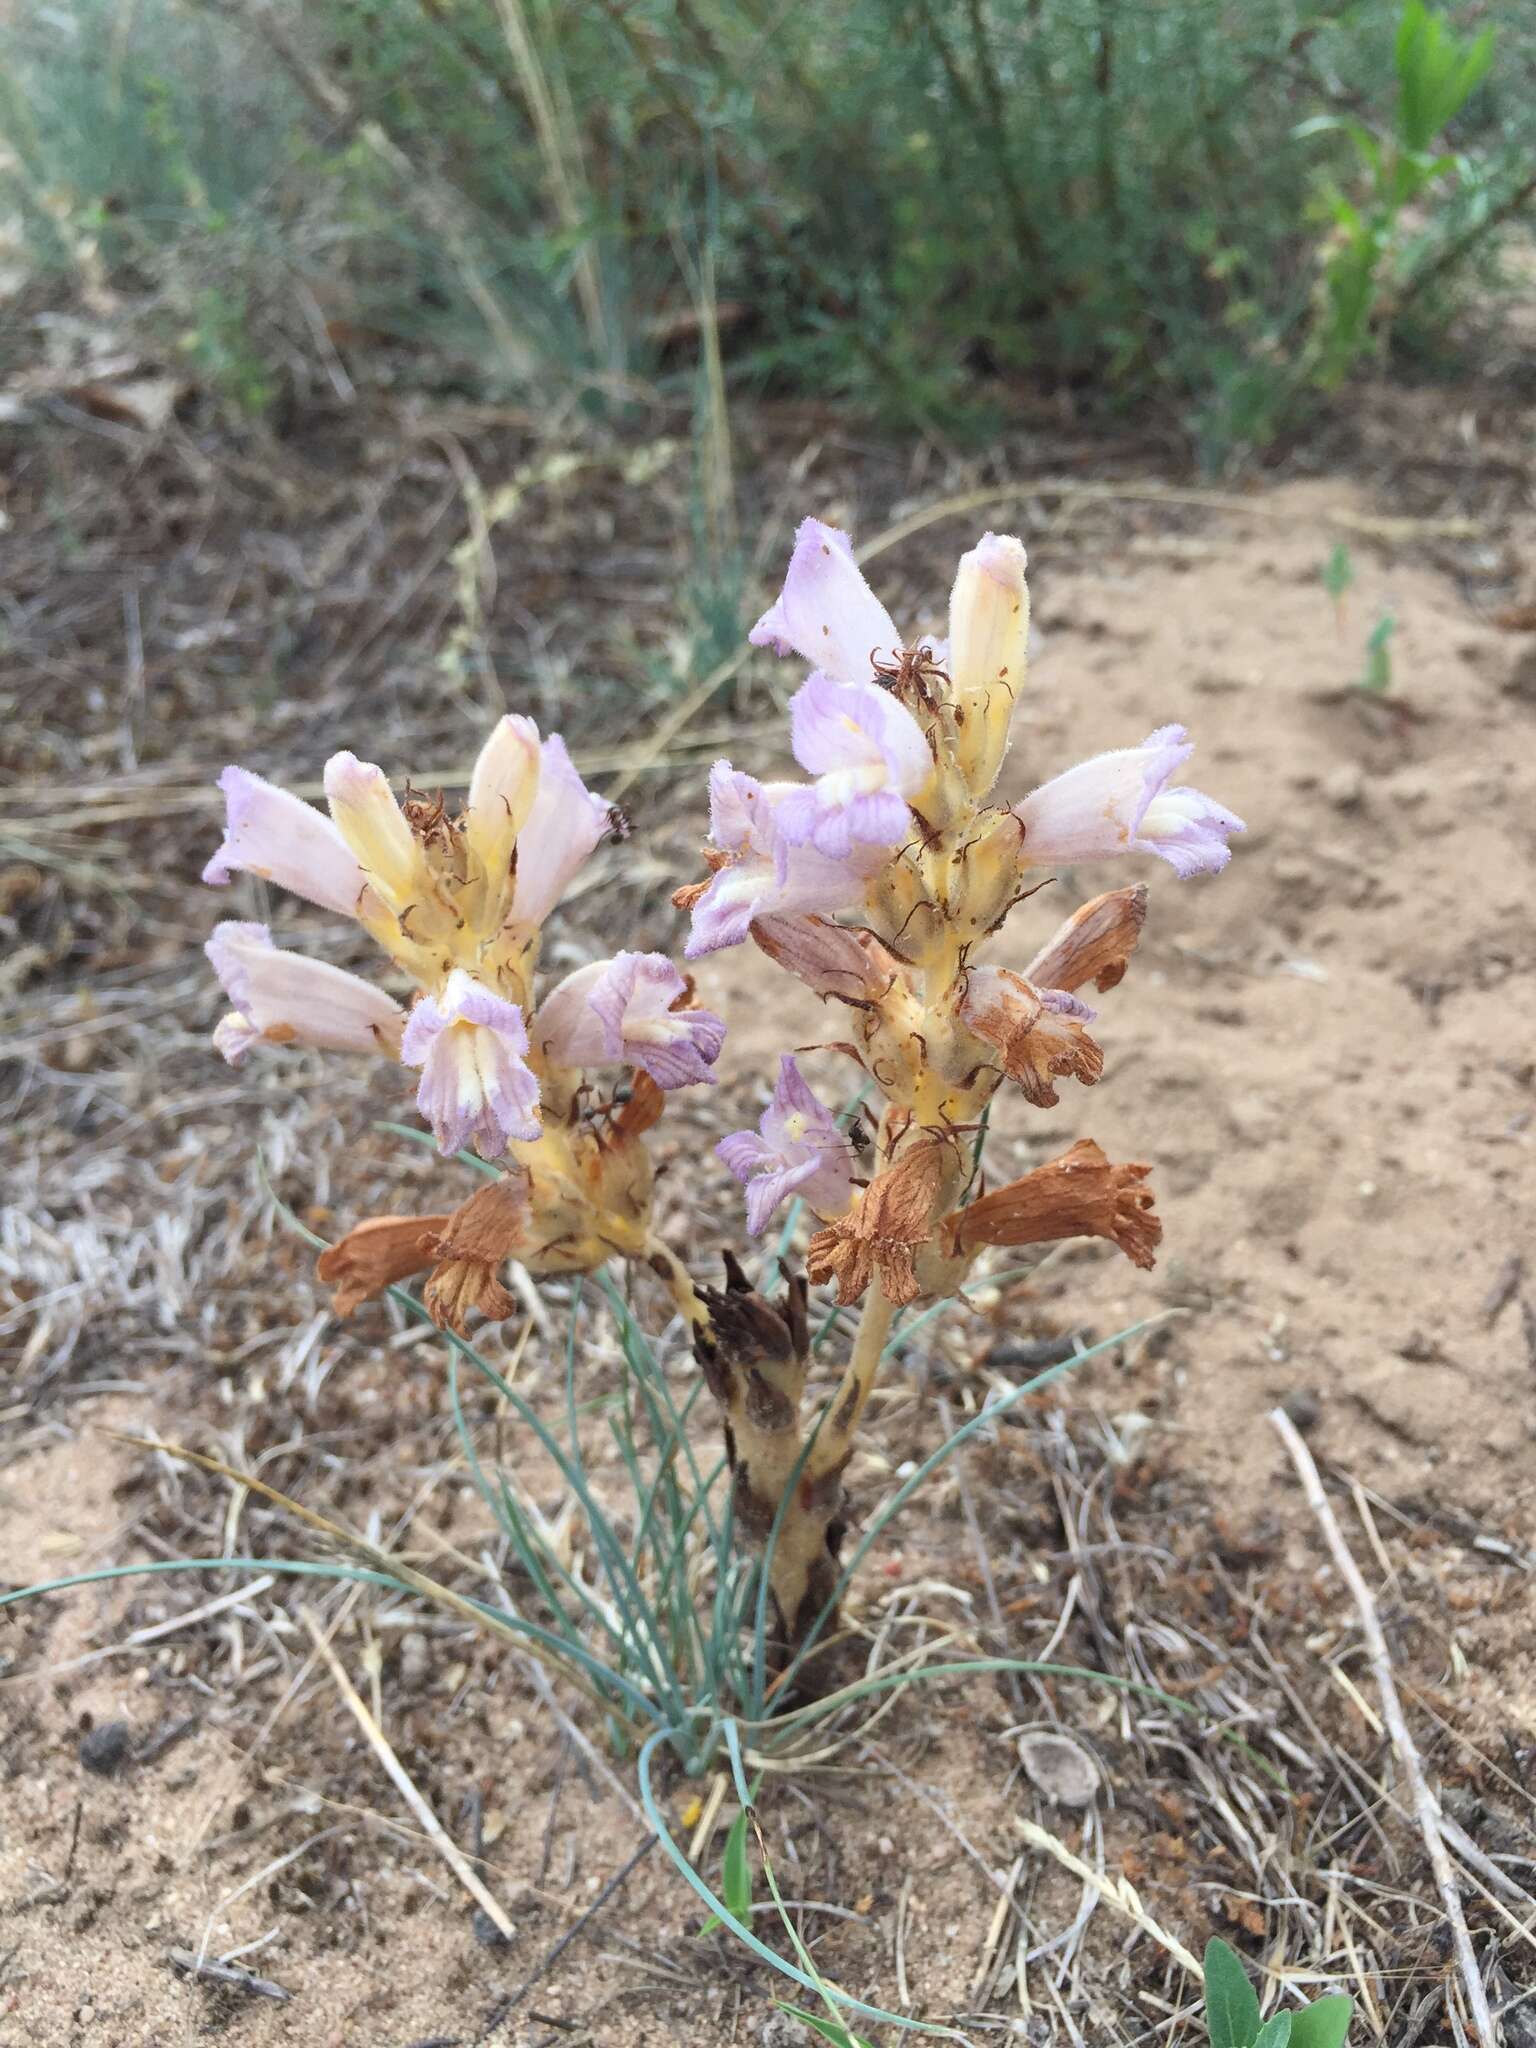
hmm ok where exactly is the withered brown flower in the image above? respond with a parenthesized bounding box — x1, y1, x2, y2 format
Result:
(940, 1138, 1161, 1270)
(959, 966, 1104, 1109)
(317, 1214, 451, 1317)
(421, 1172, 530, 1333)
(1024, 885, 1148, 996)
(750, 914, 899, 1005)
(807, 1139, 947, 1306)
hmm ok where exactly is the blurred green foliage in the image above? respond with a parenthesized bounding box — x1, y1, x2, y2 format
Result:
(2, 0, 1530, 457)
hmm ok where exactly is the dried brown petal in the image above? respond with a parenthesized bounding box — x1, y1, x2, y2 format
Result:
(960, 967, 1103, 1108)
(316, 1214, 451, 1317)
(610, 1069, 666, 1141)
(423, 1259, 517, 1333)
(430, 1173, 530, 1266)
(671, 848, 732, 913)
(1024, 885, 1148, 995)
(751, 914, 900, 1005)
(807, 1140, 947, 1306)
(941, 1138, 1160, 1270)
(418, 1172, 530, 1333)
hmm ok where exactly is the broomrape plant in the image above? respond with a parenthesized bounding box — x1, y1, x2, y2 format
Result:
(7, 516, 1250, 2033)
(197, 516, 1242, 1675)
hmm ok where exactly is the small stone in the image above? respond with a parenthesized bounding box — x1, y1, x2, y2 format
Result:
(397, 1630, 430, 1691)
(1018, 1731, 1099, 1807)
(79, 1722, 132, 1777)
(758, 2016, 811, 2047)
(1323, 763, 1364, 810)
(471, 1907, 512, 1949)
(1503, 648, 1536, 704)
(1281, 1391, 1321, 1432)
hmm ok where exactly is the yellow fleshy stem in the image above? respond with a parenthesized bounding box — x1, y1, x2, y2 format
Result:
(807, 1284, 896, 1479)
(642, 1233, 711, 1338)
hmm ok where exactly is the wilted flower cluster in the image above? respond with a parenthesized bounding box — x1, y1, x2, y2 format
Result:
(202, 721, 723, 1325)
(201, 514, 1240, 1661)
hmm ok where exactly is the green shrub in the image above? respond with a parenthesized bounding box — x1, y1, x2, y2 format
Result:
(3, 0, 1531, 452)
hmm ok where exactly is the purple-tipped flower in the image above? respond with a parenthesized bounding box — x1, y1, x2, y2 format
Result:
(771, 673, 933, 859)
(203, 766, 372, 918)
(1013, 725, 1244, 878)
(684, 764, 883, 958)
(749, 518, 901, 683)
(508, 733, 612, 936)
(531, 951, 725, 1089)
(716, 1055, 856, 1235)
(400, 969, 542, 1157)
(206, 921, 406, 1065)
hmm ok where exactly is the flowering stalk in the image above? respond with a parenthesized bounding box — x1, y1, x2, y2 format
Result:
(202, 723, 723, 1330)
(686, 518, 1242, 1656)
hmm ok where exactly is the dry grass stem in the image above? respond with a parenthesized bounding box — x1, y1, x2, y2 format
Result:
(1270, 1405, 1498, 2048)
(298, 1607, 518, 1941)
(1016, 1817, 1204, 1980)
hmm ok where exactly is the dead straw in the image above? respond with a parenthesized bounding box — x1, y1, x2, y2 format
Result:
(299, 1606, 518, 1941)
(1269, 1405, 1497, 2048)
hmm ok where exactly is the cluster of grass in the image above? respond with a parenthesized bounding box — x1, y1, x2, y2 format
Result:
(3, 0, 1530, 460)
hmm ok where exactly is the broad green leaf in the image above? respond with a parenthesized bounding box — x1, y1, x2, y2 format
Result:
(1289, 1994, 1353, 2048)
(1253, 2016, 1293, 2048)
(1205, 1937, 1263, 2048)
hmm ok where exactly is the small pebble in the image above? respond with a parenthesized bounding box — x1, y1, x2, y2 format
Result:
(1281, 1391, 1322, 1433)
(471, 1908, 512, 1949)
(1323, 763, 1364, 810)
(398, 1630, 430, 1691)
(1018, 1731, 1099, 1807)
(79, 1722, 133, 1777)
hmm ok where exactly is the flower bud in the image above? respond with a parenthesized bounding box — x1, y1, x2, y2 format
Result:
(947, 533, 1028, 799)
(324, 752, 427, 911)
(464, 714, 541, 912)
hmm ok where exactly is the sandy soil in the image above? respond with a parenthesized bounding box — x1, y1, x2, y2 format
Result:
(3, 392, 1536, 2046)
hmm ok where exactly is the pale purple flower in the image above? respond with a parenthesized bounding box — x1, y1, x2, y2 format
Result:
(206, 921, 406, 1065)
(716, 1055, 856, 1235)
(508, 734, 612, 935)
(772, 672, 933, 859)
(531, 951, 725, 1089)
(749, 518, 901, 684)
(684, 763, 883, 958)
(1012, 725, 1244, 878)
(203, 766, 372, 918)
(400, 968, 542, 1157)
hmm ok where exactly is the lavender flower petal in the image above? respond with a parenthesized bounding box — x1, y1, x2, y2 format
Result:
(749, 518, 900, 683)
